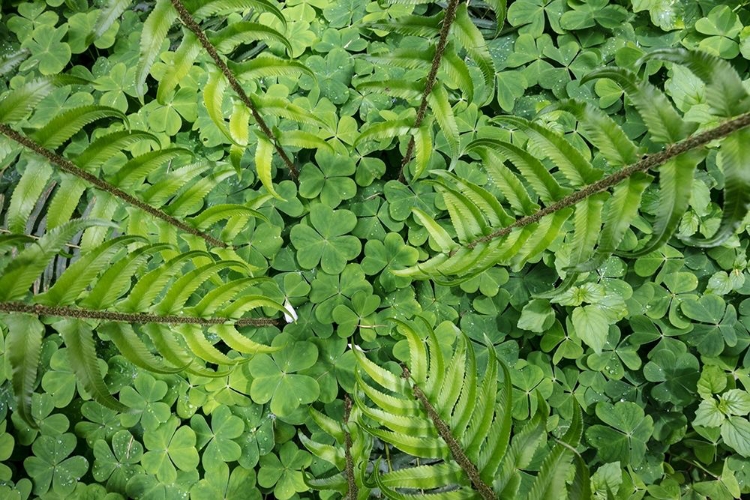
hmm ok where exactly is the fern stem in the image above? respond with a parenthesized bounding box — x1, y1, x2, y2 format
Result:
(464, 110, 750, 250)
(343, 395, 358, 500)
(0, 301, 281, 327)
(168, 0, 300, 181)
(0, 124, 228, 248)
(398, 0, 461, 183)
(403, 366, 495, 500)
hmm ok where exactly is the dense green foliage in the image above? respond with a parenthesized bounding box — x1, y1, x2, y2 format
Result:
(2, 0, 750, 499)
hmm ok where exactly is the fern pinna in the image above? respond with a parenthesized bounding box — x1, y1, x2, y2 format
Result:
(302, 319, 590, 499)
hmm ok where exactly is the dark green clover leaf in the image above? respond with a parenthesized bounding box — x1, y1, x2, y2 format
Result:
(586, 327, 641, 380)
(681, 295, 739, 356)
(257, 441, 312, 500)
(92, 430, 143, 494)
(20, 25, 71, 75)
(507, 0, 564, 37)
(125, 472, 192, 500)
(190, 405, 244, 470)
(75, 401, 123, 448)
(233, 406, 275, 470)
(586, 401, 654, 466)
(12, 393, 69, 446)
(298, 150, 357, 208)
(248, 333, 320, 417)
(643, 341, 699, 406)
(383, 180, 438, 221)
(361, 232, 419, 291)
(332, 290, 381, 338)
(511, 363, 554, 419)
(191, 462, 260, 500)
(299, 48, 354, 104)
(310, 264, 372, 323)
(141, 416, 199, 483)
(119, 372, 171, 431)
(305, 336, 357, 397)
(290, 204, 361, 274)
(24, 433, 89, 496)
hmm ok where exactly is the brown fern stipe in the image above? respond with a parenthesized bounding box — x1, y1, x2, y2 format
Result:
(459, 110, 750, 252)
(403, 366, 495, 500)
(344, 396, 358, 500)
(398, 0, 461, 183)
(169, 0, 300, 181)
(0, 124, 228, 248)
(0, 302, 280, 327)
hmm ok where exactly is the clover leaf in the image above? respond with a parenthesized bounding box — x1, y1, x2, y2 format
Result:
(92, 430, 143, 494)
(248, 333, 320, 417)
(290, 204, 361, 274)
(681, 295, 739, 356)
(233, 405, 275, 469)
(24, 433, 89, 496)
(643, 341, 700, 406)
(141, 416, 199, 483)
(586, 401, 654, 466)
(332, 290, 381, 338)
(298, 150, 357, 208)
(190, 405, 244, 470)
(20, 25, 71, 75)
(257, 441, 312, 500)
(191, 462, 260, 500)
(75, 401, 123, 448)
(694, 6, 743, 59)
(507, 0, 564, 38)
(299, 48, 354, 104)
(119, 372, 170, 431)
(361, 232, 419, 291)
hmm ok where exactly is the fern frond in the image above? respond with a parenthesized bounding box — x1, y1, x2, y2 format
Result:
(0, 75, 89, 124)
(396, 49, 750, 286)
(353, 321, 579, 499)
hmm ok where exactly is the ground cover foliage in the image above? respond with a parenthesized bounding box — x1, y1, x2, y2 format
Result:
(2, 0, 750, 498)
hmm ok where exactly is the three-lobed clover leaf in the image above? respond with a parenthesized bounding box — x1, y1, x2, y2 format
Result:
(361, 232, 419, 291)
(332, 289, 381, 338)
(586, 401, 654, 466)
(694, 388, 750, 458)
(643, 342, 700, 406)
(92, 430, 143, 494)
(24, 433, 89, 496)
(248, 333, 320, 417)
(190, 405, 244, 470)
(291, 203, 361, 275)
(257, 441, 312, 500)
(681, 294, 739, 356)
(20, 25, 71, 76)
(191, 462, 260, 500)
(119, 372, 171, 431)
(298, 150, 357, 208)
(141, 416, 199, 483)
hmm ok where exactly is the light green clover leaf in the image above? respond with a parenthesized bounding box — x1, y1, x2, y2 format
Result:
(119, 372, 170, 431)
(257, 441, 312, 500)
(518, 299, 556, 334)
(233, 405, 275, 470)
(24, 433, 89, 496)
(586, 401, 654, 466)
(290, 203, 361, 274)
(141, 416, 199, 483)
(248, 333, 320, 417)
(191, 462, 260, 500)
(20, 25, 71, 75)
(75, 401, 123, 448)
(190, 405, 244, 470)
(695, 6, 743, 59)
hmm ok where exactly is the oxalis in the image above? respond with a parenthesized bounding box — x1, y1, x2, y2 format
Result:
(1, 0, 750, 499)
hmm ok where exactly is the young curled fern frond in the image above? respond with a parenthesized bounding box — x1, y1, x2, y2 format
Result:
(395, 49, 750, 290)
(347, 319, 588, 499)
